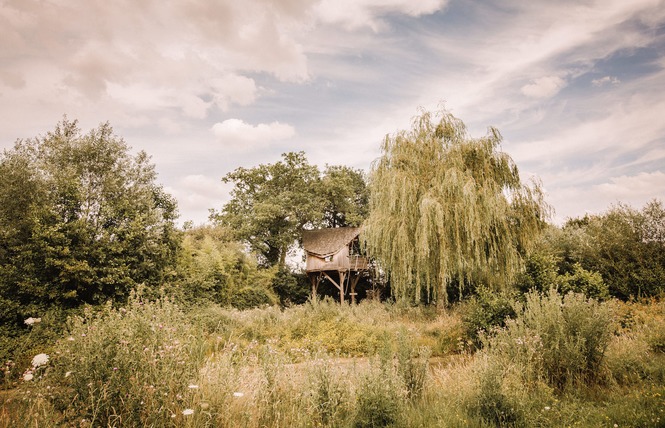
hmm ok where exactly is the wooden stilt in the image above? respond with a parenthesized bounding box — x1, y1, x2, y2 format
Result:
(350, 273, 361, 304)
(309, 273, 322, 301)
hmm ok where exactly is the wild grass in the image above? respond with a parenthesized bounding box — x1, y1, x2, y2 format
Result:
(2, 291, 665, 427)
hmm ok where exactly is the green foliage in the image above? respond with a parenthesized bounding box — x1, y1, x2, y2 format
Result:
(549, 200, 665, 300)
(211, 152, 369, 268)
(364, 108, 549, 306)
(462, 287, 517, 349)
(516, 252, 609, 300)
(0, 118, 179, 341)
(353, 364, 404, 428)
(320, 165, 369, 228)
(175, 225, 278, 309)
(558, 263, 608, 300)
(3, 299, 665, 427)
(309, 361, 351, 426)
(271, 267, 310, 306)
(396, 330, 431, 401)
(43, 294, 208, 427)
(212, 152, 322, 267)
(468, 360, 523, 427)
(486, 289, 615, 390)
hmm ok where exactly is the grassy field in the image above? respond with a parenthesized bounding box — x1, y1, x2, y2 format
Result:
(1, 292, 665, 427)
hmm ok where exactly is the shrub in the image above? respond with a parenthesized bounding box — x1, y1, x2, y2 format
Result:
(309, 360, 351, 427)
(42, 294, 208, 427)
(353, 365, 404, 428)
(558, 263, 609, 300)
(396, 330, 431, 401)
(485, 289, 615, 390)
(468, 359, 522, 427)
(462, 287, 517, 349)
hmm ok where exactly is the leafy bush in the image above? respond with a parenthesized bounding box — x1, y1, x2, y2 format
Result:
(462, 287, 517, 348)
(517, 253, 609, 300)
(486, 289, 615, 390)
(42, 294, 208, 427)
(396, 330, 431, 401)
(558, 263, 609, 300)
(353, 364, 404, 428)
(175, 226, 278, 309)
(468, 359, 523, 427)
(308, 360, 351, 427)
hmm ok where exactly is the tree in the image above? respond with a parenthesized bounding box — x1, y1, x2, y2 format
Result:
(212, 152, 371, 268)
(320, 165, 369, 228)
(174, 225, 278, 308)
(364, 108, 549, 306)
(211, 152, 323, 267)
(553, 200, 665, 299)
(0, 118, 179, 334)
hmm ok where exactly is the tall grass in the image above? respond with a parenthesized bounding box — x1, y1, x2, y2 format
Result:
(2, 290, 665, 427)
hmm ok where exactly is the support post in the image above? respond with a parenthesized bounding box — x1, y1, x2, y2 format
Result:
(349, 273, 361, 305)
(309, 273, 322, 301)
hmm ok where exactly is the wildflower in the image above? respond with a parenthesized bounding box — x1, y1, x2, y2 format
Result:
(544, 406, 550, 410)
(31, 353, 49, 368)
(113, 367, 118, 371)
(188, 384, 199, 389)
(200, 402, 209, 410)
(23, 372, 34, 381)
(24, 317, 41, 326)
(67, 336, 75, 341)
(233, 392, 244, 397)
(65, 371, 72, 378)
(182, 409, 194, 416)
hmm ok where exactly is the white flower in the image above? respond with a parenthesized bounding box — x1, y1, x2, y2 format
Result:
(65, 371, 72, 378)
(31, 353, 49, 368)
(188, 384, 199, 389)
(182, 409, 194, 416)
(23, 373, 34, 381)
(544, 406, 550, 410)
(233, 392, 244, 397)
(24, 317, 41, 326)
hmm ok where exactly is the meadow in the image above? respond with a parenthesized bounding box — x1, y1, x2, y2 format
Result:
(2, 290, 664, 428)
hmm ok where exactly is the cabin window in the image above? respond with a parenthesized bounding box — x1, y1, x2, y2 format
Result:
(324, 255, 332, 262)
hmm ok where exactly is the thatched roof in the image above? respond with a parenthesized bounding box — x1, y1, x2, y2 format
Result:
(302, 227, 361, 258)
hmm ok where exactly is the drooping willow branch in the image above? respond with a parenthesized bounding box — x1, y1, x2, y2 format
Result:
(364, 108, 550, 306)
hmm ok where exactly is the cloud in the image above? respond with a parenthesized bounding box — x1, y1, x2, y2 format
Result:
(315, 0, 448, 30)
(165, 174, 233, 225)
(592, 76, 621, 87)
(521, 76, 567, 98)
(211, 119, 296, 148)
(548, 171, 665, 224)
(594, 171, 665, 201)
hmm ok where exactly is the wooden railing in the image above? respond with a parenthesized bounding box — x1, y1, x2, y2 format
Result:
(349, 255, 368, 271)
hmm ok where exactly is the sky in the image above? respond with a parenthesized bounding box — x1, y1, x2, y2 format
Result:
(2, 0, 665, 226)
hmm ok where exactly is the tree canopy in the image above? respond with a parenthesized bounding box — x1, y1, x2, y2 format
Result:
(364, 108, 549, 306)
(543, 200, 665, 300)
(211, 152, 368, 267)
(0, 118, 179, 332)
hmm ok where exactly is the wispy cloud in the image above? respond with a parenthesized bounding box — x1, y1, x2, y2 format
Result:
(521, 76, 567, 98)
(592, 76, 621, 87)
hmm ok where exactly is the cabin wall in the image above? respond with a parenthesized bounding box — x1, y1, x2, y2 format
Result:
(305, 246, 350, 272)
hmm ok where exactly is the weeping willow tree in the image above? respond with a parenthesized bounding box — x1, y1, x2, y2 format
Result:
(364, 108, 550, 306)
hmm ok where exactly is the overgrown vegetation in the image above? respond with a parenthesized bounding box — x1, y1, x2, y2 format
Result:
(2, 291, 664, 427)
(2, 112, 664, 427)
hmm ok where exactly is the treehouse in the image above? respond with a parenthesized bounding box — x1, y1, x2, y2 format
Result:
(302, 227, 369, 303)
